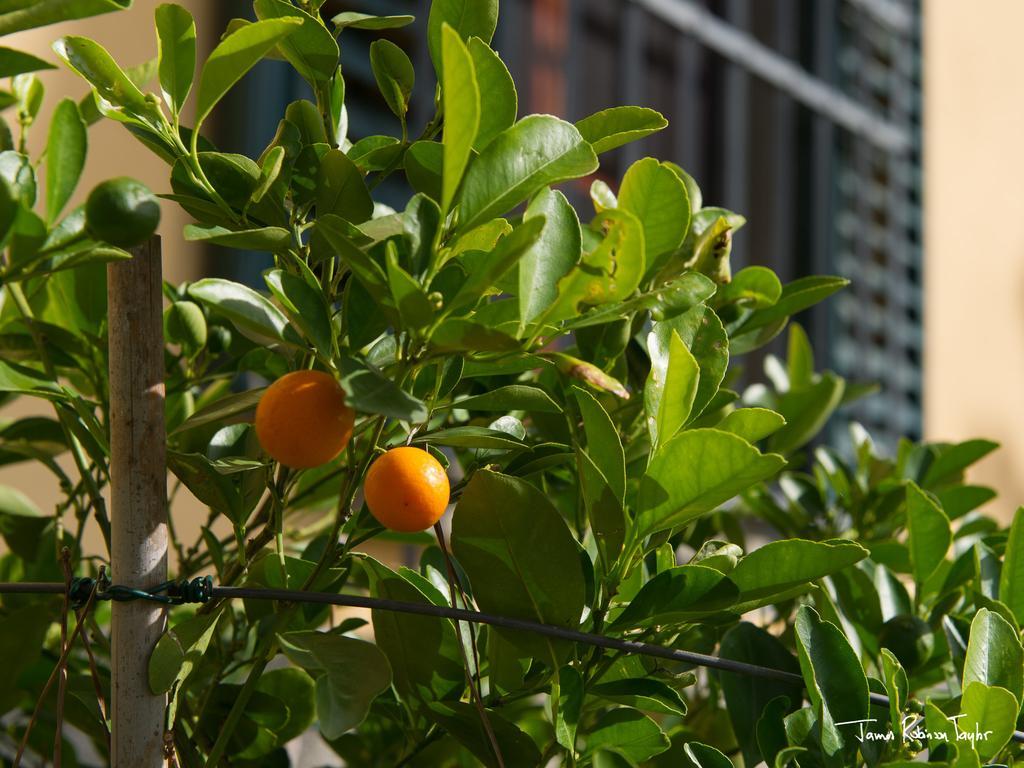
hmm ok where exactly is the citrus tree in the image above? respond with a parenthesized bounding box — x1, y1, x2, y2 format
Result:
(1, 1, 1023, 766)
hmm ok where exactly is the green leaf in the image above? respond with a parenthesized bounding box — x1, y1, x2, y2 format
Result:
(719, 623, 802, 768)
(467, 38, 516, 151)
(564, 272, 716, 330)
(425, 700, 542, 768)
(767, 372, 845, 455)
(452, 470, 586, 658)
(44, 98, 86, 224)
(448, 216, 545, 313)
(441, 24, 479, 214)
(171, 387, 264, 436)
(0, 0, 129, 36)
(255, 668, 316, 746)
(155, 3, 196, 114)
(315, 215, 393, 311)
(52, 35, 155, 122)
(427, 0, 498, 71)
(1000, 507, 1024, 625)
(572, 387, 625, 502)
(184, 224, 291, 251)
(254, 0, 338, 84)
(645, 330, 699, 449)
(385, 246, 434, 330)
(0, 484, 41, 518)
(576, 106, 668, 154)
(959, 682, 1017, 760)
(370, 38, 414, 121)
(591, 678, 688, 717)
(648, 303, 728, 423)
(337, 356, 428, 422)
(167, 451, 245, 522)
(360, 556, 464, 701)
(963, 608, 1024, 704)
(637, 429, 784, 539)
(923, 439, 999, 488)
(264, 268, 333, 359)
(683, 742, 733, 768)
(0, 47, 55, 78)
(195, 18, 301, 129)
(729, 539, 868, 608)
(585, 708, 670, 764)
(149, 611, 220, 701)
(456, 385, 561, 414)
(278, 630, 391, 740)
(188, 277, 301, 347)
(618, 157, 690, 262)
(717, 408, 786, 443)
(429, 318, 519, 352)
(716, 265, 782, 309)
(611, 565, 738, 630)
(331, 12, 415, 32)
(415, 426, 527, 451)
(556, 666, 583, 749)
(734, 275, 849, 336)
(405, 140, 443, 201)
(905, 482, 951, 584)
(545, 208, 645, 321)
(457, 115, 598, 232)
(794, 606, 869, 760)
(518, 187, 581, 326)
(316, 148, 373, 223)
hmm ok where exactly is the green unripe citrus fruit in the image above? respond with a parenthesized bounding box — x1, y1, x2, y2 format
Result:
(163, 301, 208, 353)
(879, 615, 935, 671)
(85, 177, 160, 248)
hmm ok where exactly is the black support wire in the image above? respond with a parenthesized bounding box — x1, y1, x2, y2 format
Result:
(4, 580, 1023, 745)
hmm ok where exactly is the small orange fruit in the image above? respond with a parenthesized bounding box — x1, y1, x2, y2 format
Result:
(364, 447, 450, 532)
(255, 370, 355, 469)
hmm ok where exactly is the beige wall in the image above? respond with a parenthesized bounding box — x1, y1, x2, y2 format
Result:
(923, 0, 1024, 519)
(1, 1, 217, 557)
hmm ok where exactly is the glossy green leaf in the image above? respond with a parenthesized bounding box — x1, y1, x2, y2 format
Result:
(963, 608, 1024, 703)
(563, 272, 716, 330)
(337, 356, 428, 422)
(645, 330, 699, 449)
(427, 0, 498, 71)
(518, 187, 581, 327)
(254, 0, 338, 83)
(636, 429, 785, 539)
(429, 318, 519, 352)
(331, 12, 415, 32)
(195, 18, 301, 129)
(415, 426, 526, 451)
(719, 623, 802, 768)
(441, 24, 479, 213)
(149, 611, 220, 696)
(610, 565, 739, 629)
(184, 224, 291, 251)
(370, 38, 414, 120)
(618, 157, 690, 262)
(404, 140, 443, 201)
(717, 408, 786, 442)
(576, 106, 668, 154)
(361, 556, 464, 701)
(188, 277, 301, 347)
(999, 507, 1024, 624)
(683, 742, 733, 768)
(923, 439, 999, 488)
(44, 98, 86, 224)
(264, 268, 333, 359)
(794, 606, 869, 760)
(315, 148, 373, 223)
(456, 385, 561, 414)
(767, 372, 845, 455)
(585, 708, 670, 764)
(730, 539, 868, 608)
(0, 47, 55, 78)
(467, 38, 516, 151)
(572, 387, 625, 502)
(155, 3, 196, 114)
(457, 115, 598, 232)
(556, 665, 584, 749)
(735, 275, 849, 336)
(448, 216, 545, 313)
(906, 482, 951, 584)
(278, 631, 391, 739)
(0, 0, 129, 36)
(53, 35, 155, 121)
(425, 700, 542, 768)
(716, 265, 782, 309)
(452, 470, 586, 658)
(959, 681, 1017, 760)
(591, 678, 688, 717)
(385, 246, 434, 330)
(545, 208, 645, 322)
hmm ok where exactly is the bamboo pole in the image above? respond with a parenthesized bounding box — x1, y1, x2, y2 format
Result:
(108, 236, 167, 767)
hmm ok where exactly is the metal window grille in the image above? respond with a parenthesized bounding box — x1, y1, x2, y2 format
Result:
(217, 0, 923, 449)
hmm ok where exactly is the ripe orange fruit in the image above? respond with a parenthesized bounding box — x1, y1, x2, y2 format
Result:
(364, 447, 450, 532)
(255, 370, 355, 469)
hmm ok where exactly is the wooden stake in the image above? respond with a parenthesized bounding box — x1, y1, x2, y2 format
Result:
(108, 236, 167, 767)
